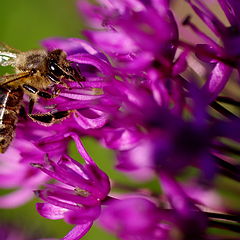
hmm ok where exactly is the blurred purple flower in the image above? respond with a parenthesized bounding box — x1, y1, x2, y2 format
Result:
(73, 0, 240, 184)
(183, 0, 240, 102)
(34, 133, 110, 240)
(0, 225, 26, 240)
(99, 179, 207, 240)
(41, 37, 115, 131)
(99, 197, 171, 240)
(0, 120, 52, 208)
(159, 172, 207, 239)
(0, 37, 115, 207)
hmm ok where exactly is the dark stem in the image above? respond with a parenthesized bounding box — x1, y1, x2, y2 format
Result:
(216, 96, 240, 107)
(206, 212, 240, 223)
(218, 168, 240, 182)
(213, 143, 240, 156)
(210, 102, 239, 120)
(209, 220, 240, 234)
(214, 156, 239, 173)
(178, 40, 238, 68)
(213, 155, 240, 181)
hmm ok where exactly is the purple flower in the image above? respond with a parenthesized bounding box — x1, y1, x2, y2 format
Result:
(99, 186, 207, 240)
(40, 37, 114, 131)
(73, 0, 240, 184)
(183, 0, 240, 102)
(99, 197, 171, 240)
(159, 172, 207, 239)
(0, 120, 52, 208)
(34, 133, 110, 240)
(0, 225, 26, 240)
(0, 37, 115, 207)
(0, 36, 115, 160)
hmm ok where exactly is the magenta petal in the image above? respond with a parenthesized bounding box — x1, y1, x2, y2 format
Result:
(188, 0, 226, 37)
(74, 109, 108, 129)
(42, 38, 98, 55)
(202, 62, 232, 103)
(99, 197, 160, 237)
(218, 0, 240, 28)
(62, 222, 93, 240)
(37, 133, 69, 153)
(59, 92, 102, 101)
(0, 188, 34, 208)
(64, 206, 101, 224)
(36, 203, 67, 220)
(101, 128, 142, 150)
(64, 132, 95, 165)
(0, 171, 26, 188)
(84, 30, 137, 54)
(67, 53, 114, 76)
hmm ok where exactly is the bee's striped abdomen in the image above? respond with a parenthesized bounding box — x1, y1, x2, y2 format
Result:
(0, 87, 23, 153)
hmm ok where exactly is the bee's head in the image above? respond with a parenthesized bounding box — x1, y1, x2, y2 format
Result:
(47, 49, 85, 84)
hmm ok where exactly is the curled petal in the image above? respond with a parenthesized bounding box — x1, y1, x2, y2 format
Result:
(202, 62, 232, 103)
(101, 128, 142, 151)
(73, 109, 108, 129)
(84, 30, 137, 54)
(36, 203, 68, 219)
(37, 133, 69, 153)
(64, 206, 101, 224)
(42, 38, 98, 56)
(62, 222, 93, 240)
(67, 53, 114, 76)
(99, 197, 160, 237)
(0, 188, 34, 208)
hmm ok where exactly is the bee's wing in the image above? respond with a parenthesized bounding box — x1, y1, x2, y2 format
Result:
(0, 72, 31, 86)
(0, 42, 21, 67)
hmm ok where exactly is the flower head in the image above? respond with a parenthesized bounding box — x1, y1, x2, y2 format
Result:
(34, 133, 110, 239)
(99, 197, 169, 240)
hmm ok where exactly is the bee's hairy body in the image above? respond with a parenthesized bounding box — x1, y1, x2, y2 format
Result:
(0, 43, 83, 153)
(9, 49, 69, 100)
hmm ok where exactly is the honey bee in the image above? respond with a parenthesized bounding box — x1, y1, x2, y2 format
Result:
(0, 42, 84, 153)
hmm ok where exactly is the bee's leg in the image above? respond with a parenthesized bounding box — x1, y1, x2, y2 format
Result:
(75, 63, 86, 82)
(46, 73, 60, 84)
(28, 99, 35, 114)
(22, 84, 58, 99)
(46, 74, 70, 90)
(67, 63, 85, 88)
(19, 105, 27, 120)
(28, 110, 71, 126)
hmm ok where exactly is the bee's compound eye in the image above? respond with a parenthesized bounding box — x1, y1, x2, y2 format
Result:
(48, 60, 64, 77)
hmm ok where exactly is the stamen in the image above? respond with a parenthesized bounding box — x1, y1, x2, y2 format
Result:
(74, 187, 90, 197)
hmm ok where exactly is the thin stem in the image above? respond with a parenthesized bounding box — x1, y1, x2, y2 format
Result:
(213, 143, 240, 156)
(214, 156, 240, 174)
(206, 212, 240, 223)
(178, 40, 238, 68)
(209, 220, 240, 234)
(182, 15, 220, 50)
(210, 102, 239, 120)
(218, 168, 240, 182)
(217, 96, 240, 107)
(213, 155, 240, 181)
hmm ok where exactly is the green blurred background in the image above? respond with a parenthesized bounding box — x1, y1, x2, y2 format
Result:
(0, 0, 118, 239)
